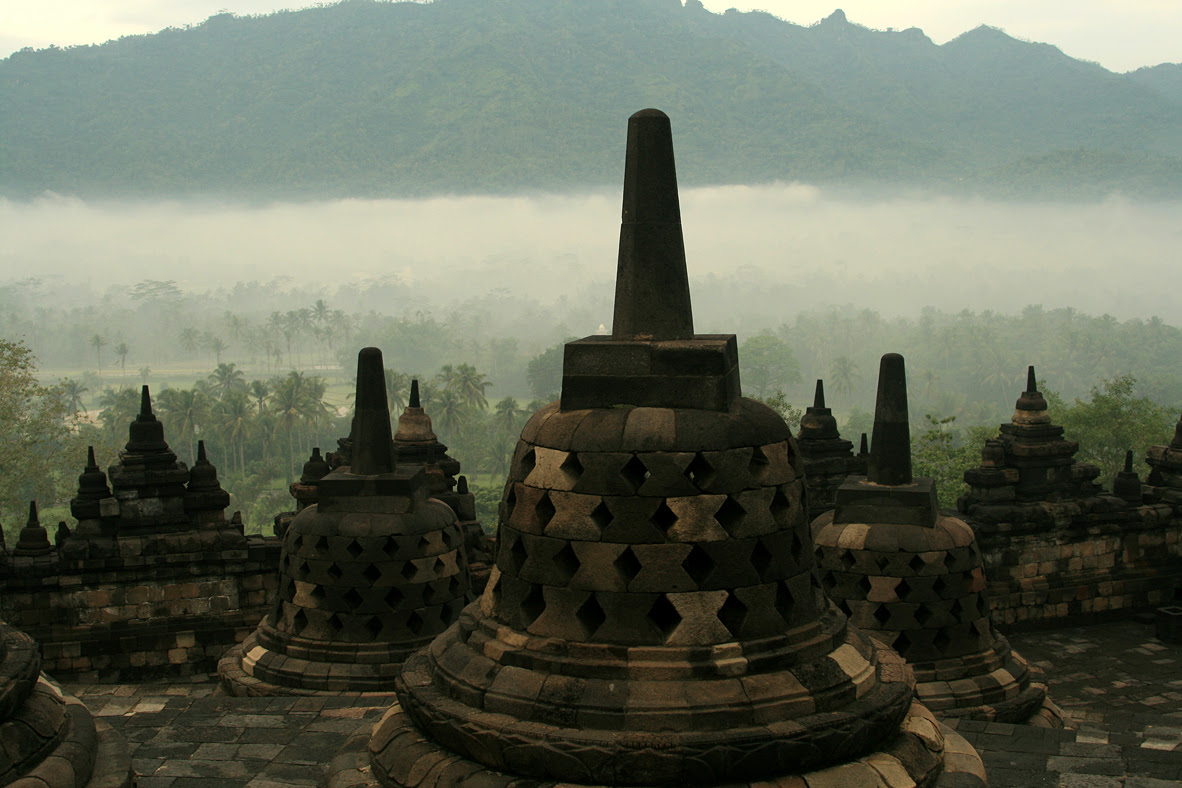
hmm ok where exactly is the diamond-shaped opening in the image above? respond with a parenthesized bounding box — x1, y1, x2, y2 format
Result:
(814, 545, 826, 563)
(717, 592, 748, 639)
(291, 609, 308, 635)
(943, 551, 957, 571)
(841, 551, 857, 570)
(685, 453, 714, 488)
(535, 493, 556, 528)
(520, 447, 537, 478)
(821, 571, 837, 591)
(417, 535, 433, 552)
(933, 576, 947, 595)
(382, 538, 399, 559)
(346, 539, 364, 559)
(575, 594, 607, 639)
(648, 594, 682, 641)
(521, 584, 545, 625)
(682, 544, 716, 587)
(750, 539, 773, 580)
(620, 454, 651, 491)
(401, 561, 418, 581)
(893, 631, 912, 655)
(508, 534, 529, 573)
(590, 501, 613, 530)
(504, 485, 518, 521)
(553, 543, 581, 583)
(315, 535, 329, 551)
(328, 613, 344, 633)
(873, 604, 891, 626)
(406, 611, 424, 635)
(343, 588, 364, 609)
(775, 580, 795, 625)
(876, 554, 890, 571)
(915, 603, 933, 626)
(283, 579, 296, 600)
(651, 500, 678, 533)
(434, 556, 446, 574)
(770, 486, 792, 524)
(310, 584, 326, 601)
(933, 628, 952, 653)
(363, 563, 382, 584)
(385, 587, 403, 609)
(748, 445, 770, 480)
(789, 531, 805, 562)
(838, 599, 852, 617)
(614, 546, 642, 585)
(440, 600, 456, 626)
(952, 598, 967, 619)
(895, 578, 912, 600)
(560, 452, 584, 483)
(327, 563, 343, 581)
(364, 616, 383, 641)
(908, 554, 926, 573)
(857, 575, 872, 595)
(422, 583, 438, 606)
(448, 576, 463, 598)
(714, 496, 745, 532)
(292, 533, 304, 550)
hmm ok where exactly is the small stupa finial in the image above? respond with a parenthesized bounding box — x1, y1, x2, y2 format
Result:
(611, 109, 694, 341)
(351, 347, 396, 475)
(859, 433, 869, 457)
(197, 440, 209, 464)
(1026, 365, 1037, 393)
(409, 379, 421, 408)
(867, 353, 912, 486)
(814, 379, 826, 409)
(139, 385, 153, 418)
(1124, 449, 1134, 473)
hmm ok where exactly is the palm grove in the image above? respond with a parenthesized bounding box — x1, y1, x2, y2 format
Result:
(1, 277, 1179, 539)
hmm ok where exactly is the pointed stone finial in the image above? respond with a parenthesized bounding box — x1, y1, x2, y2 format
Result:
(126, 385, 171, 453)
(1013, 365, 1050, 425)
(87, 445, 97, 467)
(611, 108, 694, 341)
(14, 500, 52, 556)
(868, 353, 912, 486)
(457, 475, 469, 495)
(798, 379, 839, 442)
(76, 445, 111, 500)
(197, 440, 208, 463)
(859, 433, 869, 457)
(188, 440, 223, 493)
(351, 347, 396, 475)
(1025, 365, 1037, 393)
(55, 521, 71, 548)
(814, 379, 826, 408)
(409, 379, 421, 408)
(300, 448, 331, 483)
(395, 379, 439, 445)
(1114, 448, 1142, 503)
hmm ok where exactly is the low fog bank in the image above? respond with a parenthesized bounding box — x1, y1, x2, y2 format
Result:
(2, 185, 1180, 327)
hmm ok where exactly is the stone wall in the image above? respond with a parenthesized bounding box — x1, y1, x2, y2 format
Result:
(1, 534, 281, 680)
(967, 496, 1182, 629)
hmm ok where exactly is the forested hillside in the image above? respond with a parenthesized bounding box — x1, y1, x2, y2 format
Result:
(2, 0, 1180, 199)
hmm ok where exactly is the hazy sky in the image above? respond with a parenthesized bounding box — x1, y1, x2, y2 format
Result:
(0, 0, 1177, 72)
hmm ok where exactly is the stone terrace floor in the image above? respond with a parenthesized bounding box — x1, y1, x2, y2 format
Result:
(63, 618, 1182, 788)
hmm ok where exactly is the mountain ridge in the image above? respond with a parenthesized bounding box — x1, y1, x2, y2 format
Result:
(1, 0, 1179, 200)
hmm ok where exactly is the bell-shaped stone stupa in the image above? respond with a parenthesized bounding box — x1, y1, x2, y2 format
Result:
(356, 110, 986, 788)
(813, 354, 1061, 726)
(219, 348, 471, 695)
(797, 379, 865, 522)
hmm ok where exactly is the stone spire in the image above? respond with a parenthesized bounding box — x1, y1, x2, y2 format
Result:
(393, 379, 439, 446)
(1113, 449, 1143, 503)
(797, 379, 863, 523)
(1013, 364, 1051, 426)
(185, 440, 231, 527)
(350, 347, 396, 475)
(219, 347, 470, 696)
(868, 353, 912, 485)
(125, 385, 171, 455)
(612, 108, 693, 341)
(365, 112, 986, 788)
(13, 501, 52, 557)
(859, 431, 869, 457)
(299, 448, 331, 484)
(815, 353, 1061, 727)
(76, 446, 111, 500)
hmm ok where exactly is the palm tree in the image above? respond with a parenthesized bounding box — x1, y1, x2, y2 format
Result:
(248, 380, 271, 415)
(208, 336, 229, 366)
(210, 391, 256, 476)
(209, 363, 247, 398)
(90, 334, 107, 375)
(430, 388, 467, 439)
(179, 327, 200, 357)
(139, 366, 151, 384)
(156, 388, 208, 464)
(97, 387, 141, 439)
(451, 363, 491, 410)
(62, 379, 89, 416)
(312, 299, 330, 325)
(493, 396, 522, 434)
(829, 356, 858, 398)
(270, 371, 329, 482)
(114, 342, 130, 378)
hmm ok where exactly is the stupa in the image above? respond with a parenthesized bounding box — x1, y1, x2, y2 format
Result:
(219, 348, 472, 695)
(274, 447, 332, 538)
(1146, 412, 1182, 506)
(392, 380, 490, 573)
(0, 620, 133, 787)
(796, 379, 865, 522)
(350, 110, 985, 788)
(813, 354, 1060, 726)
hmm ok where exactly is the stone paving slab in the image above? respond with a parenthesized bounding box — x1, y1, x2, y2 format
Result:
(59, 618, 1181, 787)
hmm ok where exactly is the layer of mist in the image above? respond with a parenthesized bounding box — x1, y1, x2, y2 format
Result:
(2, 185, 1181, 328)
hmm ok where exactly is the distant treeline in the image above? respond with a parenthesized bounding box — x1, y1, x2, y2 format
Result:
(2, 0, 1181, 199)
